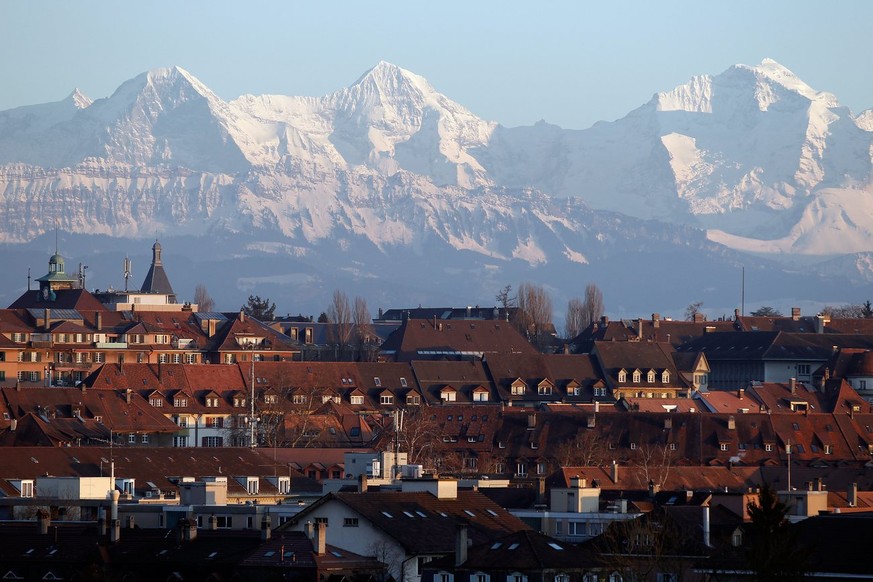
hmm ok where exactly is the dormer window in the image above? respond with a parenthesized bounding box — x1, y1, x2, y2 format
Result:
(441, 388, 457, 402)
(661, 370, 670, 383)
(350, 394, 364, 405)
(264, 394, 277, 405)
(234, 397, 246, 408)
(618, 369, 627, 383)
(647, 370, 656, 383)
(632, 370, 641, 383)
(174, 397, 188, 407)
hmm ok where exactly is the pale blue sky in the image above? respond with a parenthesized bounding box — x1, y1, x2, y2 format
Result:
(2, 1, 870, 129)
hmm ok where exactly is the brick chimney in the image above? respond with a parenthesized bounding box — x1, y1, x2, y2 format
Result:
(37, 508, 50, 535)
(791, 307, 801, 321)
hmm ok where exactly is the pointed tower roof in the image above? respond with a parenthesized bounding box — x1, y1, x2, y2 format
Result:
(140, 241, 176, 301)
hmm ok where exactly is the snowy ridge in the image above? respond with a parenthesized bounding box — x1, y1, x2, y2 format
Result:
(0, 58, 870, 268)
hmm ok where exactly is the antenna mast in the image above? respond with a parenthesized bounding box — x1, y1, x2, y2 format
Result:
(123, 257, 132, 292)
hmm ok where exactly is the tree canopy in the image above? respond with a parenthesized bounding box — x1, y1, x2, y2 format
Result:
(241, 294, 276, 321)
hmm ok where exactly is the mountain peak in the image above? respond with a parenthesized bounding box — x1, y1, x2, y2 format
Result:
(740, 58, 838, 106)
(66, 88, 92, 109)
(351, 61, 434, 99)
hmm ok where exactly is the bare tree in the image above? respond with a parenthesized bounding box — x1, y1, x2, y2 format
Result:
(517, 282, 554, 349)
(822, 303, 865, 319)
(326, 289, 354, 357)
(632, 442, 677, 489)
(194, 284, 215, 312)
(555, 429, 606, 468)
(581, 283, 605, 329)
(392, 409, 444, 469)
(353, 296, 377, 360)
(685, 300, 704, 321)
(564, 297, 585, 339)
(496, 284, 516, 309)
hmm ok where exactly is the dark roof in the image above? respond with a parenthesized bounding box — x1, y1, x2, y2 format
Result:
(139, 241, 175, 297)
(285, 490, 530, 554)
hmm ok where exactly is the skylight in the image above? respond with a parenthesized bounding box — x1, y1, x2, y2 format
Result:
(508, 543, 519, 550)
(491, 542, 502, 550)
(381, 511, 393, 518)
(548, 543, 564, 550)
(464, 510, 475, 517)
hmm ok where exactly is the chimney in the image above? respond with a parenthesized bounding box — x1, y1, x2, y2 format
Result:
(652, 313, 660, 329)
(98, 507, 107, 536)
(738, 388, 744, 400)
(594, 401, 600, 413)
(537, 477, 546, 504)
(44, 308, 51, 331)
(239, 309, 246, 323)
(792, 307, 801, 321)
(734, 308, 740, 320)
(314, 521, 326, 555)
(637, 319, 643, 339)
(587, 415, 596, 428)
(693, 313, 705, 323)
(527, 413, 537, 429)
(125, 389, 132, 404)
(664, 417, 673, 430)
(305, 520, 314, 540)
(37, 508, 50, 535)
(261, 513, 272, 541)
(789, 378, 797, 394)
(702, 506, 711, 547)
(110, 518, 121, 543)
(96, 311, 103, 332)
(815, 477, 823, 491)
(209, 514, 218, 530)
(378, 308, 383, 319)
(570, 475, 587, 489)
(179, 517, 197, 542)
(611, 460, 619, 484)
(358, 473, 368, 493)
(563, 343, 570, 355)
(849, 483, 858, 507)
(600, 315, 609, 326)
(110, 490, 120, 522)
(455, 524, 468, 566)
(466, 305, 472, 318)
(728, 415, 736, 430)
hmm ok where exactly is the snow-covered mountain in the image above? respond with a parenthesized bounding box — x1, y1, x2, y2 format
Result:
(0, 59, 871, 315)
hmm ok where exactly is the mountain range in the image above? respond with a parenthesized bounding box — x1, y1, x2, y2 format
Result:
(0, 59, 870, 319)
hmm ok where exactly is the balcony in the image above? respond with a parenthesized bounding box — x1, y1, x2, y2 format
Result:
(95, 342, 128, 349)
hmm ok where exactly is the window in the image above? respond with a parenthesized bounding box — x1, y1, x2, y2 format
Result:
(150, 397, 163, 407)
(647, 370, 655, 383)
(173, 436, 188, 447)
(247, 478, 259, 495)
(234, 397, 246, 408)
(441, 390, 456, 402)
(172, 353, 182, 364)
(824, 444, 833, 455)
(185, 353, 197, 364)
(264, 394, 277, 404)
(555, 575, 570, 582)
(797, 364, 811, 375)
(438, 573, 453, 582)
(141, 434, 149, 444)
(669, 442, 677, 450)
(632, 370, 641, 383)
(537, 462, 547, 475)
(158, 353, 168, 363)
(406, 394, 420, 405)
(351, 394, 364, 405)
(293, 394, 307, 404)
(662, 371, 670, 383)
(94, 352, 104, 363)
(202, 436, 223, 447)
(400, 377, 408, 387)
(618, 370, 627, 383)
(207, 417, 224, 428)
(630, 442, 637, 450)
(19, 480, 34, 498)
(473, 390, 489, 402)
(128, 433, 136, 444)
(344, 517, 359, 527)
(175, 397, 188, 407)
(765, 444, 774, 452)
(511, 384, 525, 395)
(380, 394, 393, 405)
(516, 463, 527, 477)
(538, 384, 552, 395)
(720, 443, 728, 451)
(374, 377, 381, 387)
(277, 477, 291, 494)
